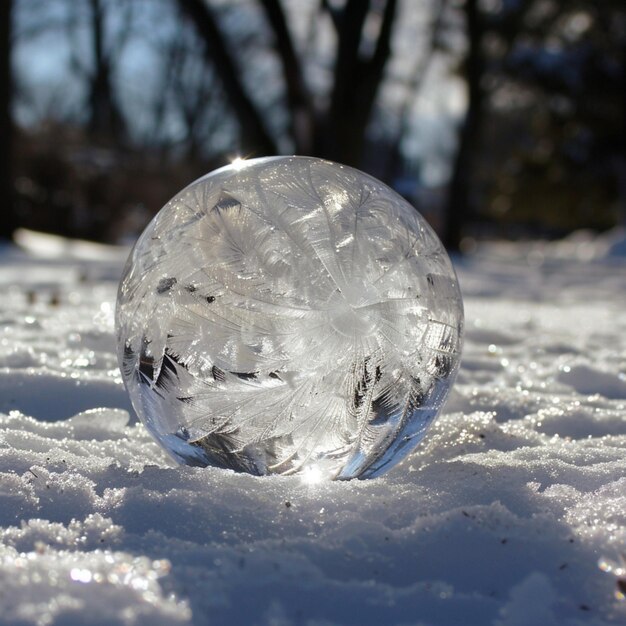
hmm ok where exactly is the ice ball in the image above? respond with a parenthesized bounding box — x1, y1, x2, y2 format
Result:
(116, 156, 463, 479)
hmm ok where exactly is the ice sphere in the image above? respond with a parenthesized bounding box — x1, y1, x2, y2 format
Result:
(116, 156, 463, 479)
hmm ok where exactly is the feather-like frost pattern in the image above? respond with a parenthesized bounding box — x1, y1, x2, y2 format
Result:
(116, 157, 463, 479)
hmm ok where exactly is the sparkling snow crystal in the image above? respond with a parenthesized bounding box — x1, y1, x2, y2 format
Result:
(115, 156, 463, 479)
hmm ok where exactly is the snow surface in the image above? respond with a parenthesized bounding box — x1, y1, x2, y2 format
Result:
(0, 228, 625, 626)
(116, 157, 464, 480)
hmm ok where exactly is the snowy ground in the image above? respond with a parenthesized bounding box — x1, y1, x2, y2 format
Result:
(0, 228, 625, 626)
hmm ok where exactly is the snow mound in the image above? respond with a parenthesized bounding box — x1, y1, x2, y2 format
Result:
(0, 232, 624, 625)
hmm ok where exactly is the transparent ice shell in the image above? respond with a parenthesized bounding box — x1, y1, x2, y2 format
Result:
(116, 157, 463, 480)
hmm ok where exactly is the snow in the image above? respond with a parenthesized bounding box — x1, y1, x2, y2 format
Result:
(1, 228, 625, 626)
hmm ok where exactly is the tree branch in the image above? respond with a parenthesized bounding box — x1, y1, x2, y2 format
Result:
(385, 0, 447, 180)
(444, 0, 483, 250)
(0, 0, 16, 238)
(178, 0, 278, 156)
(323, 0, 398, 165)
(258, 0, 313, 152)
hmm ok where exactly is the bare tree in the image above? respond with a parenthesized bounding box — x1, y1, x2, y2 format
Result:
(165, 29, 228, 161)
(178, 0, 278, 156)
(0, 0, 16, 239)
(258, 0, 313, 153)
(67, 0, 132, 141)
(384, 0, 448, 183)
(178, 0, 399, 166)
(321, 0, 397, 164)
(443, 0, 483, 251)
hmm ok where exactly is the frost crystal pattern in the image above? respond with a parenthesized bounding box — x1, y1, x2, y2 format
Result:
(116, 157, 464, 479)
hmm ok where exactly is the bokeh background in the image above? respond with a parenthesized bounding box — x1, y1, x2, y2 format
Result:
(1, 0, 624, 250)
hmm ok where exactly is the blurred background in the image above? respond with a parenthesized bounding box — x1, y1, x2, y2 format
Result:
(1, 0, 624, 250)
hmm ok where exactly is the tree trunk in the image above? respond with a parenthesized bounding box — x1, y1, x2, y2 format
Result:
(384, 1, 446, 184)
(179, 0, 278, 157)
(87, 0, 124, 140)
(321, 0, 397, 166)
(259, 0, 313, 153)
(444, 0, 483, 251)
(0, 0, 15, 240)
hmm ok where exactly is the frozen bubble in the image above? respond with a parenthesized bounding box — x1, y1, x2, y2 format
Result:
(115, 157, 463, 479)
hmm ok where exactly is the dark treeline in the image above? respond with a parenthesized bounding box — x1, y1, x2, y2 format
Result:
(1, 0, 624, 248)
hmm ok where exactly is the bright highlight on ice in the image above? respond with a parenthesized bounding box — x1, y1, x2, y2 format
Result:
(300, 464, 323, 485)
(230, 156, 246, 170)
